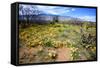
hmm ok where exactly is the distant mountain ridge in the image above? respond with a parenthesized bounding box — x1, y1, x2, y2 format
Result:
(19, 14, 95, 23)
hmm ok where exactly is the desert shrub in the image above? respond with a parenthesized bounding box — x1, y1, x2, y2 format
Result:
(19, 22, 33, 28)
(53, 23, 62, 27)
(50, 21, 55, 24)
(37, 48, 57, 62)
(79, 22, 96, 60)
(87, 46, 96, 60)
(81, 34, 96, 45)
(43, 38, 54, 47)
(71, 51, 80, 60)
(47, 51, 57, 59)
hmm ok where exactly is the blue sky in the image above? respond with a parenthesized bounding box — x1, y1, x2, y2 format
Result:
(19, 4, 96, 22)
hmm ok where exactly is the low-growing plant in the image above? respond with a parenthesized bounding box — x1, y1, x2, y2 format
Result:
(43, 38, 54, 47)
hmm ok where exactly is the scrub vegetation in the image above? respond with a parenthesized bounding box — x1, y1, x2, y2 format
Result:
(19, 21, 96, 64)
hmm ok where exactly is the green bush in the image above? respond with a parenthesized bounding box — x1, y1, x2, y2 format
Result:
(43, 38, 54, 47)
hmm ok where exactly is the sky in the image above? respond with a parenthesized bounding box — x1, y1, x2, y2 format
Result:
(19, 4, 96, 22)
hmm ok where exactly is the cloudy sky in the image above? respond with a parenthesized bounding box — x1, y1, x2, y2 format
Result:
(19, 4, 96, 22)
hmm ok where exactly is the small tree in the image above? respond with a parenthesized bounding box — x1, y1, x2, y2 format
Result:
(53, 16, 59, 22)
(51, 16, 59, 24)
(19, 5, 43, 27)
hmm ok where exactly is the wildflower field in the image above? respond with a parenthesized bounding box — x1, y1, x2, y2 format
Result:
(19, 22, 96, 64)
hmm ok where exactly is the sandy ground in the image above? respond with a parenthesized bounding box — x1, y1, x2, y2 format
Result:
(56, 47, 71, 61)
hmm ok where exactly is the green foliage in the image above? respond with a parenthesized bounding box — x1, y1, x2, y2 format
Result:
(72, 51, 80, 60)
(43, 38, 54, 47)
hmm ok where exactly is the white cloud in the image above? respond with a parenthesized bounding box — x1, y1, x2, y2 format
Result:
(71, 8, 75, 11)
(36, 5, 72, 15)
(46, 10, 58, 15)
(78, 16, 96, 22)
(66, 10, 70, 12)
